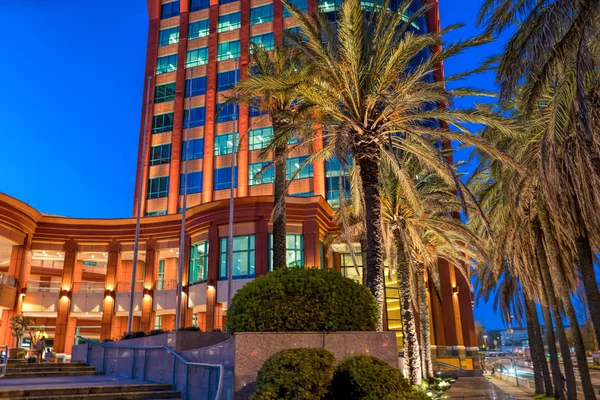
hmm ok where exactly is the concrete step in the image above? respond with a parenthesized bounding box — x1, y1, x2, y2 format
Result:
(3, 370, 102, 378)
(7, 362, 87, 369)
(6, 365, 93, 372)
(0, 384, 181, 400)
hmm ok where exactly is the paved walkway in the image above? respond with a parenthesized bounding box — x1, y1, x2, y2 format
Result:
(0, 375, 142, 390)
(446, 376, 534, 399)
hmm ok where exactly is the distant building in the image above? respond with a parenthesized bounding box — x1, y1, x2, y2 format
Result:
(500, 327, 529, 346)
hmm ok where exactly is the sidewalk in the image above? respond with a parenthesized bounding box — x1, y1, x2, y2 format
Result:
(446, 376, 534, 399)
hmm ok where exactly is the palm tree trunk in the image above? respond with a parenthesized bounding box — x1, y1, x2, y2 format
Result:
(393, 227, 422, 385)
(575, 234, 600, 350)
(524, 294, 552, 396)
(360, 232, 368, 287)
(537, 207, 595, 399)
(272, 144, 287, 270)
(416, 266, 433, 380)
(354, 142, 385, 330)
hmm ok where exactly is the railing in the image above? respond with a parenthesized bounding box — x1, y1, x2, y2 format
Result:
(0, 273, 16, 287)
(0, 345, 7, 378)
(116, 281, 144, 292)
(433, 361, 464, 371)
(154, 279, 177, 291)
(76, 336, 224, 400)
(72, 282, 105, 293)
(27, 280, 61, 293)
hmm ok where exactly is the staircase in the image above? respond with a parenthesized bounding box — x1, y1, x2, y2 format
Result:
(0, 362, 182, 399)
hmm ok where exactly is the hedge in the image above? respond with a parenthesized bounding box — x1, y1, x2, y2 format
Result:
(329, 355, 428, 400)
(251, 348, 335, 399)
(226, 268, 378, 333)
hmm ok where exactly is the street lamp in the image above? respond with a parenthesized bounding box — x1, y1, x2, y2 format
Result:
(507, 327, 519, 387)
(483, 335, 488, 350)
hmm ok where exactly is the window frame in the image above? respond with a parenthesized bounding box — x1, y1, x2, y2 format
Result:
(186, 47, 209, 67)
(248, 162, 274, 185)
(158, 26, 180, 47)
(152, 112, 174, 134)
(150, 143, 172, 166)
(147, 176, 170, 199)
(218, 12, 242, 33)
(188, 19, 210, 39)
(219, 235, 256, 280)
(213, 166, 239, 190)
(250, 4, 274, 25)
(189, 241, 210, 284)
(156, 54, 178, 75)
(154, 82, 176, 103)
(217, 40, 241, 61)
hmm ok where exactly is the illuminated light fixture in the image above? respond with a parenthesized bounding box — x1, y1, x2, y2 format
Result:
(170, 249, 174, 253)
(91, 255, 95, 259)
(452, 286, 459, 295)
(104, 289, 115, 298)
(143, 287, 153, 298)
(19, 287, 27, 297)
(59, 289, 71, 299)
(207, 285, 215, 290)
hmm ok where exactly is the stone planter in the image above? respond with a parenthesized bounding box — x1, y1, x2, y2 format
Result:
(27, 349, 37, 358)
(8, 348, 20, 359)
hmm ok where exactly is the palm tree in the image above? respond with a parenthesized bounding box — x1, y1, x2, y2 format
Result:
(479, 0, 600, 351)
(233, 44, 312, 270)
(280, 0, 518, 329)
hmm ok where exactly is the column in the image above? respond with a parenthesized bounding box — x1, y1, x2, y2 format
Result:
(54, 239, 78, 354)
(302, 220, 320, 268)
(255, 218, 269, 277)
(312, 128, 326, 198)
(178, 234, 191, 329)
(237, 0, 251, 197)
(101, 241, 120, 341)
(167, 7, 191, 214)
(205, 223, 219, 331)
(141, 238, 159, 333)
(273, 0, 284, 45)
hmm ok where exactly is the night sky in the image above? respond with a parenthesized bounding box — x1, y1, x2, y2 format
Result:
(0, 0, 510, 329)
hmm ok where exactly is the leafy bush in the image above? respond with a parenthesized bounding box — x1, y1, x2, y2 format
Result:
(329, 355, 427, 400)
(251, 348, 335, 400)
(227, 268, 378, 333)
(121, 331, 146, 340)
(148, 329, 168, 336)
(177, 326, 201, 332)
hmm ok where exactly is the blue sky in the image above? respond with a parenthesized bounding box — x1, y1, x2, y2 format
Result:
(0, 0, 507, 329)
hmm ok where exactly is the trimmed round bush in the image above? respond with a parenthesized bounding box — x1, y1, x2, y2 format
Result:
(251, 348, 335, 400)
(329, 355, 428, 400)
(226, 268, 378, 333)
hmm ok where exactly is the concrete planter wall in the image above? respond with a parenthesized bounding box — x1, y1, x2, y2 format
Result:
(234, 331, 398, 399)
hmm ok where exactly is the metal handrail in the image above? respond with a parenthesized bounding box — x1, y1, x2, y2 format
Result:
(434, 361, 464, 371)
(27, 280, 61, 293)
(154, 279, 178, 291)
(72, 282, 105, 293)
(76, 336, 224, 400)
(0, 345, 7, 378)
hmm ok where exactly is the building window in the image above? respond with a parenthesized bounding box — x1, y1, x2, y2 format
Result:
(186, 47, 208, 67)
(159, 26, 180, 46)
(147, 176, 169, 199)
(248, 127, 273, 150)
(181, 138, 205, 160)
(188, 19, 210, 39)
(219, 235, 256, 279)
(249, 162, 274, 185)
(217, 40, 240, 61)
(161, 1, 180, 19)
(318, 0, 341, 13)
(190, 241, 209, 284)
(180, 171, 203, 194)
(146, 210, 167, 217)
(185, 76, 207, 97)
(216, 69, 240, 92)
(250, 33, 275, 51)
(183, 106, 206, 128)
(250, 4, 274, 25)
(290, 191, 313, 197)
(283, 0, 308, 17)
(218, 12, 241, 32)
(214, 132, 239, 156)
(152, 113, 174, 134)
(157, 260, 165, 290)
(190, 0, 210, 11)
(220, 0, 237, 4)
(216, 102, 238, 123)
(156, 54, 178, 75)
(154, 315, 163, 330)
(249, 99, 267, 117)
(214, 167, 238, 190)
(269, 234, 304, 270)
(154, 82, 176, 103)
(286, 156, 313, 179)
(150, 143, 172, 166)
(325, 158, 350, 207)
(192, 313, 198, 327)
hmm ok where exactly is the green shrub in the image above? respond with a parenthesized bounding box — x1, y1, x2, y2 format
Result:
(148, 329, 168, 336)
(251, 348, 335, 400)
(226, 268, 377, 333)
(329, 355, 427, 400)
(121, 331, 146, 340)
(177, 326, 201, 332)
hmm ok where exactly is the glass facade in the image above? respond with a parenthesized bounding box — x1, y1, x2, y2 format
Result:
(216, 69, 240, 92)
(214, 132, 239, 156)
(286, 156, 313, 180)
(189, 241, 209, 284)
(215, 102, 238, 123)
(248, 127, 273, 150)
(186, 47, 209, 67)
(219, 235, 256, 279)
(214, 167, 238, 190)
(180, 171, 203, 194)
(269, 234, 304, 270)
(147, 177, 169, 199)
(183, 107, 206, 128)
(190, 0, 210, 12)
(161, 1, 180, 19)
(283, 0, 308, 17)
(188, 19, 210, 39)
(217, 40, 241, 61)
(185, 76, 207, 97)
(154, 82, 176, 103)
(152, 113, 174, 134)
(250, 33, 275, 51)
(248, 162, 274, 185)
(250, 4, 274, 25)
(218, 12, 241, 32)
(150, 144, 172, 166)
(158, 27, 179, 46)
(156, 54, 178, 75)
(181, 138, 205, 160)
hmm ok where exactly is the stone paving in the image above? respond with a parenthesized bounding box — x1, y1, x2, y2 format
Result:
(446, 376, 534, 399)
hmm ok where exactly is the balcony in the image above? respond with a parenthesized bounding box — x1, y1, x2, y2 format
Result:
(71, 282, 104, 315)
(153, 279, 177, 312)
(0, 273, 17, 310)
(114, 281, 143, 316)
(22, 280, 60, 315)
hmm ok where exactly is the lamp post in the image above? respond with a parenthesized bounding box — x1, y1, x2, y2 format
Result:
(507, 326, 519, 387)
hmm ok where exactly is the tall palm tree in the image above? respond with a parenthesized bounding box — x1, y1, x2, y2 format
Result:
(479, 0, 600, 350)
(233, 44, 312, 270)
(280, 0, 518, 329)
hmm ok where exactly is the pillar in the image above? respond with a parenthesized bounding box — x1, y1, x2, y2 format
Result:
(332, 252, 341, 273)
(54, 239, 78, 354)
(312, 128, 326, 198)
(255, 218, 269, 277)
(141, 239, 159, 333)
(437, 258, 458, 346)
(177, 234, 191, 329)
(237, 0, 251, 198)
(302, 220, 320, 268)
(273, 0, 283, 45)
(206, 223, 219, 331)
(101, 241, 120, 341)
(456, 267, 476, 347)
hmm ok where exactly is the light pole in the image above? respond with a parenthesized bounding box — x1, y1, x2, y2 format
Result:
(128, 74, 152, 334)
(483, 335, 488, 351)
(507, 326, 519, 387)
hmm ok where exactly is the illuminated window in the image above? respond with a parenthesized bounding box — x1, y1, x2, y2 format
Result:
(219, 235, 256, 279)
(214, 132, 239, 156)
(190, 241, 209, 284)
(217, 40, 240, 61)
(249, 162, 274, 185)
(188, 19, 210, 39)
(158, 26, 180, 46)
(269, 234, 304, 270)
(249, 127, 273, 150)
(218, 12, 241, 32)
(286, 156, 313, 179)
(156, 54, 178, 74)
(186, 47, 208, 67)
(250, 33, 275, 51)
(250, 4, 273, 25)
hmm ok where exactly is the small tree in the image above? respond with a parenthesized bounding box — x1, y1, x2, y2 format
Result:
(10, 314, 33, 348)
